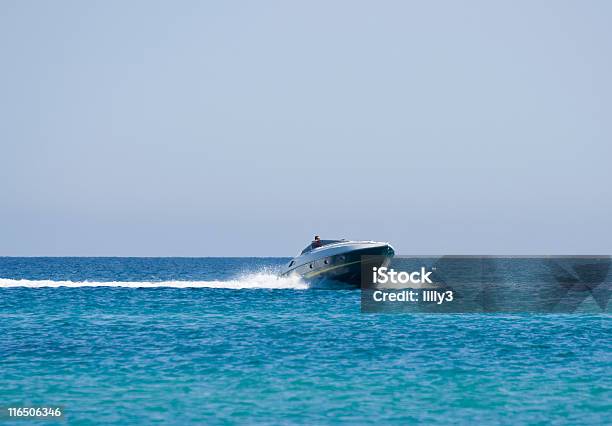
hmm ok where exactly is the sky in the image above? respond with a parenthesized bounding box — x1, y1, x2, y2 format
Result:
(1, 1, 611, 256)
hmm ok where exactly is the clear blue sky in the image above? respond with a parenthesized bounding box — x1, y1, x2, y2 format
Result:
(1, 1, 611, 256)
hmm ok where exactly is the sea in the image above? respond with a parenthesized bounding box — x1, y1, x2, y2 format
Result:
(0, 257, 610, 425)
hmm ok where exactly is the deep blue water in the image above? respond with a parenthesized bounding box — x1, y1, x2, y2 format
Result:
(0, 258, 610, 425)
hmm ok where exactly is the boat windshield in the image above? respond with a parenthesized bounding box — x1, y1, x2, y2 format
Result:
(300, 239, 345, 255)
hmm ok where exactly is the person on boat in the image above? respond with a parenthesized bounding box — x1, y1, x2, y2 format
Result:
(312, 235, 322, 248)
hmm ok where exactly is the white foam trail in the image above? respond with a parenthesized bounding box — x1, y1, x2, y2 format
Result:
(0, 272, 308, 290)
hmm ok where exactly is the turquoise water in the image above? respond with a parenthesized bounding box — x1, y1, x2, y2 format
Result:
(0, 258, 610, 425)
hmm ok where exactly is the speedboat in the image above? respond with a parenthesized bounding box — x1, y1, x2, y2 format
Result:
(280, 239, 394, 286)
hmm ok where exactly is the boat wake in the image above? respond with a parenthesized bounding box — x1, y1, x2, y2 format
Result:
(0, 272, 309, 290)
